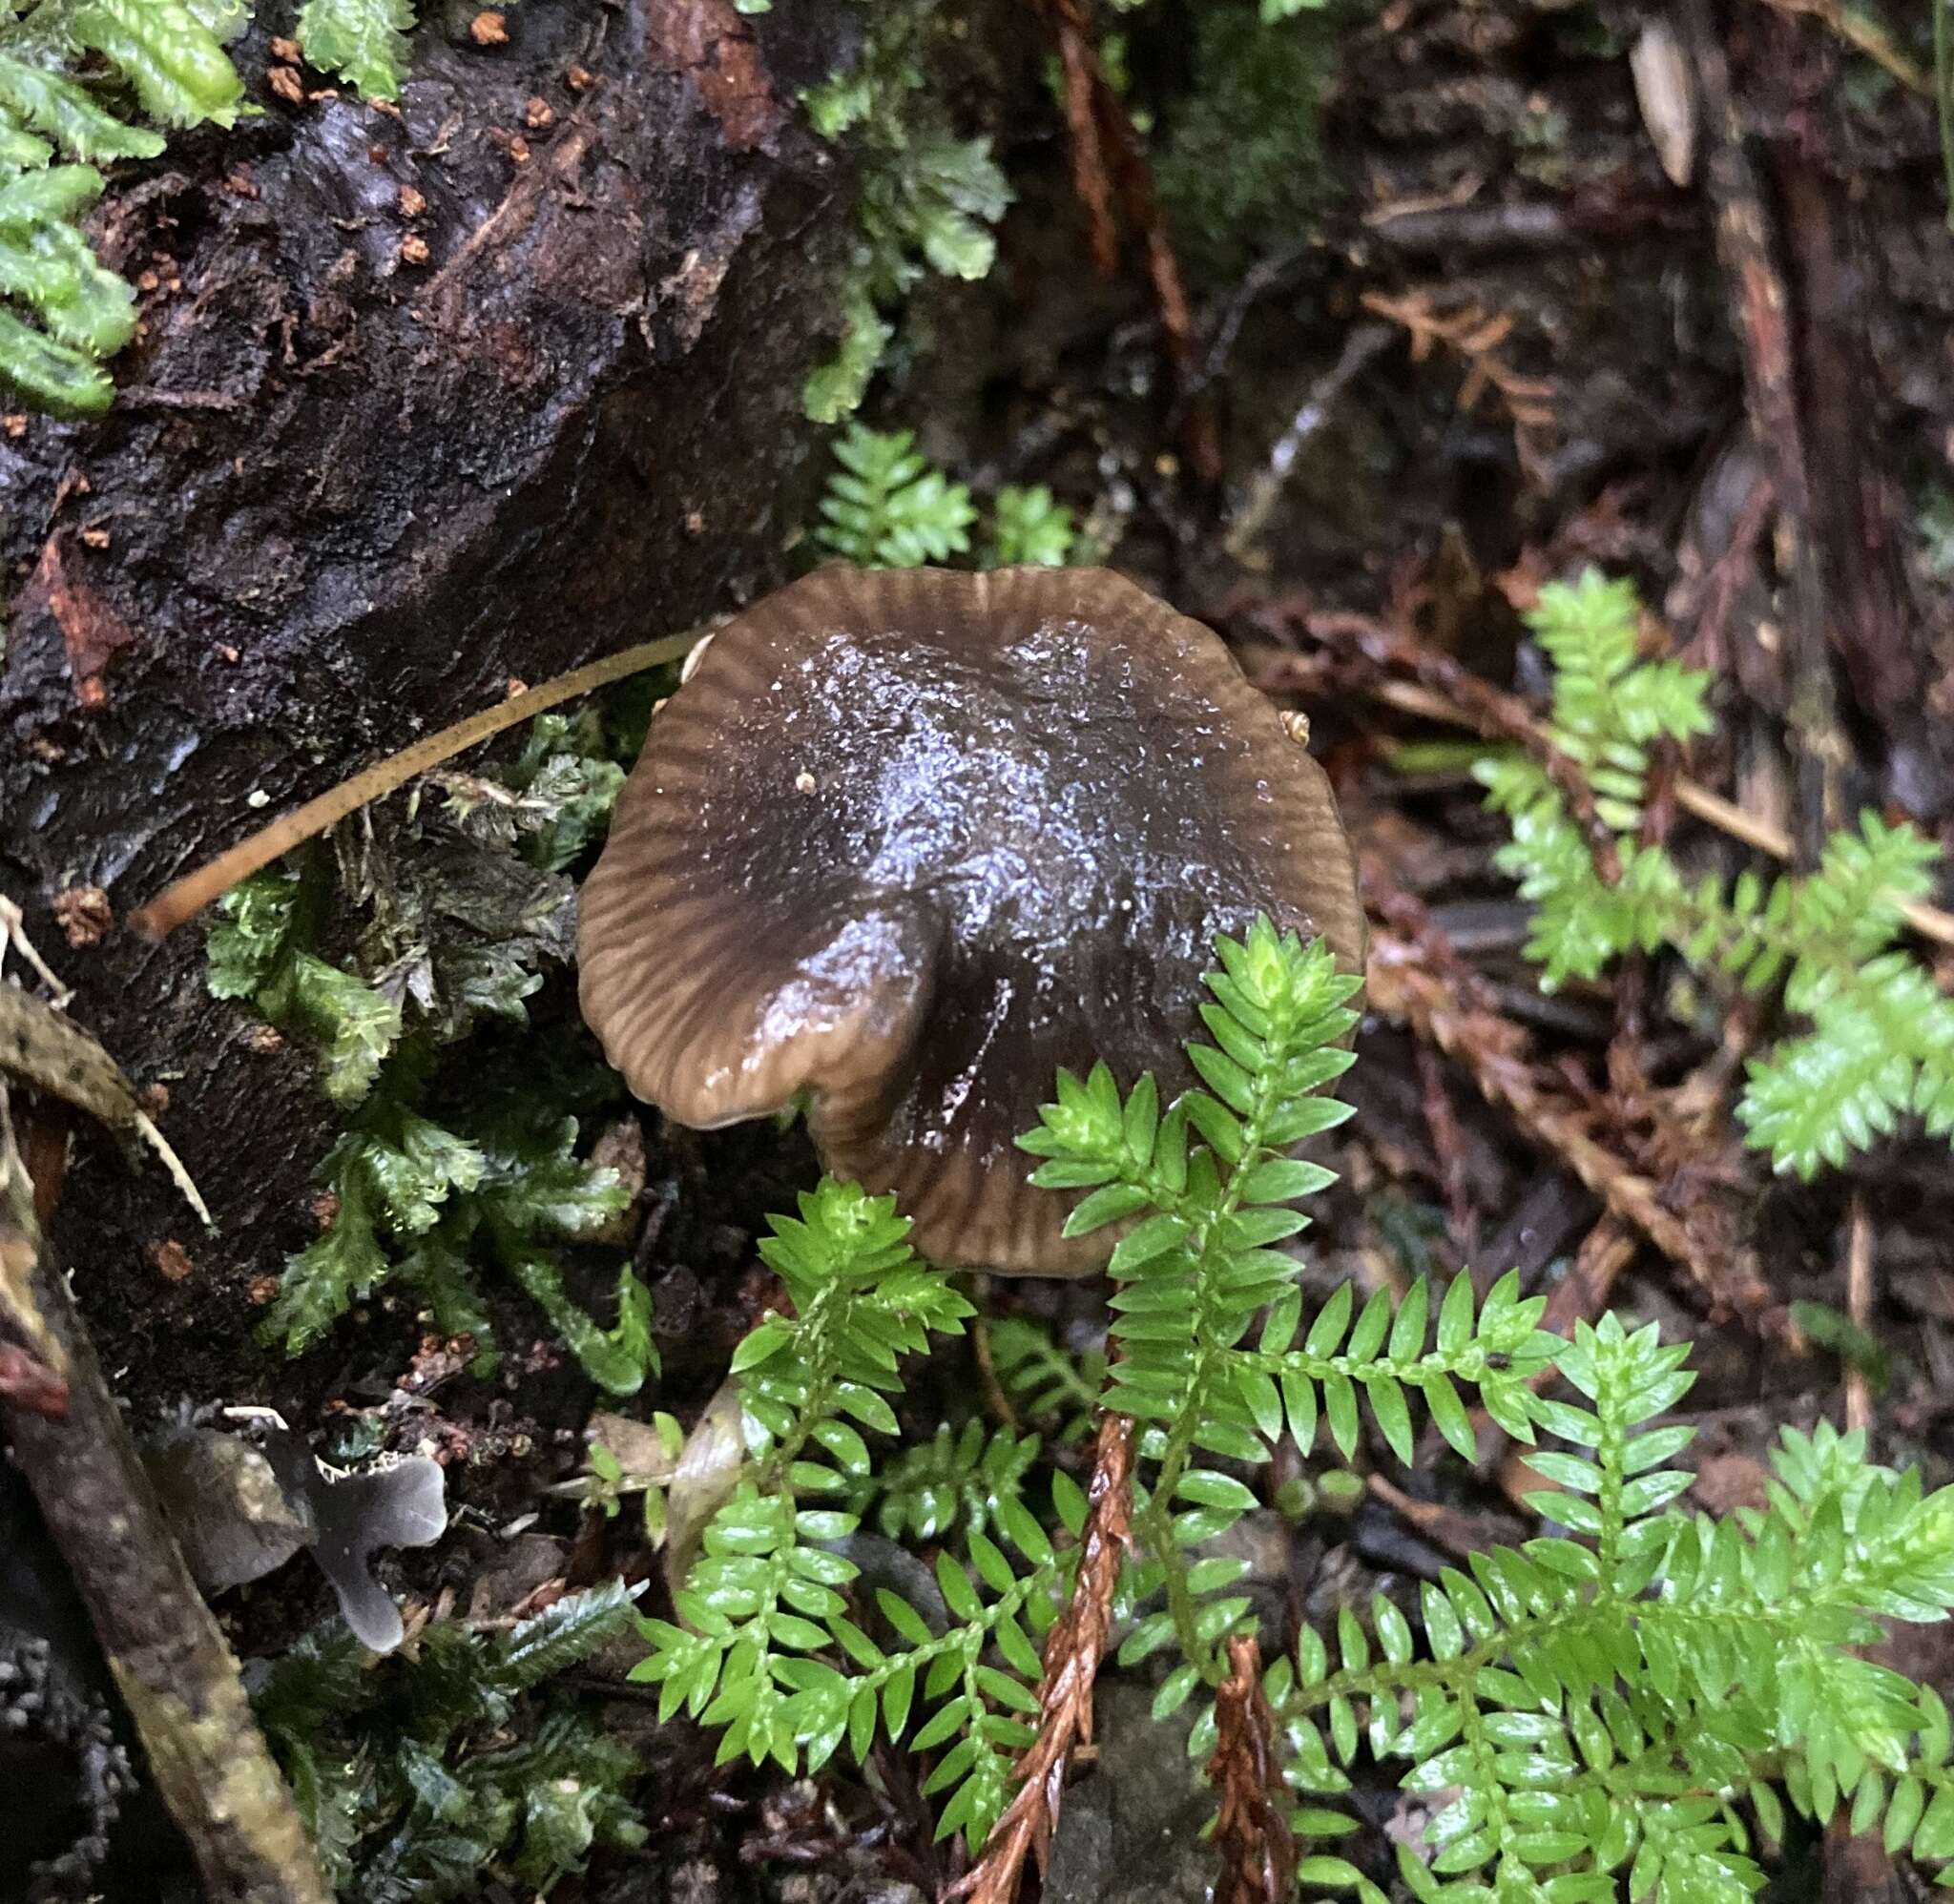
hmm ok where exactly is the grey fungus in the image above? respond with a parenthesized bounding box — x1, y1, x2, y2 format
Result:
(144, 1416, 447, 1655)
(577, 565, 1364, 1276)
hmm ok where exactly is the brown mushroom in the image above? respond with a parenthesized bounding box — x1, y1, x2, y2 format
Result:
(576, 565, 1362, 1275)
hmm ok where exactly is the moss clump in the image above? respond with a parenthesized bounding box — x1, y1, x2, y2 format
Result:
(1153, 1, 1345, 280)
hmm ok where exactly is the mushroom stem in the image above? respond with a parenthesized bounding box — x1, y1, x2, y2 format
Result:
(128, 627, 708, 942)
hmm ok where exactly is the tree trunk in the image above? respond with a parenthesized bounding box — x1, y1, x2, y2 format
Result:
(0, 0, 854, 1376)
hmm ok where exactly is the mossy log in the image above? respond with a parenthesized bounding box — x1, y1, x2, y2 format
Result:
(0, 0, 855, 1389)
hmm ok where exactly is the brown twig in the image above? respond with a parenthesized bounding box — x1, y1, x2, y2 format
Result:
(1844, 1195, 1873, 1438)
(128, 625, 705, 941)
(1026, 0, 1216, 477)
(1208, 1634, 1297, 1904)
(946, 1411, 1134, 1904)
(0, 1092, 327, 1904)
(1290, 607, 1623, 882)
(1361, 866, 1784, 1335)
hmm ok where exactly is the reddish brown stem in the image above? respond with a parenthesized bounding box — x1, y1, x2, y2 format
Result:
(947, 1411, 1134, 1904)
(1209, 1634, 1297, 1904)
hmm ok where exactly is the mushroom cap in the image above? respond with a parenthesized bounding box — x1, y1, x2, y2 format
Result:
(577, 565, 1363, 1275)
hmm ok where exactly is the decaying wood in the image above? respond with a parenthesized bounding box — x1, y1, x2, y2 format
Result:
(0, 1090, 325, 1904)
(0, 0, 859, 1344)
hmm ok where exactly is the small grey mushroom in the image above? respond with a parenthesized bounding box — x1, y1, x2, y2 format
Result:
(258, 1428, 448, 1655)
(142, 1416, 447, 1655)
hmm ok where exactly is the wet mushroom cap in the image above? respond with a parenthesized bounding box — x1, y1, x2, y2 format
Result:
(577, 565, 1363, 1275)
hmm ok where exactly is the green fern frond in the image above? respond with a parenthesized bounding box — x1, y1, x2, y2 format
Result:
(208, 870, 403, 1104)
(0, 51, 164, 161)
(1019, 921, 1564, 1758)
(813, 424, 976, 568)
(1480, 569, 1954, 1174)
(984, 484, 1076, 569)
(1257, 1316, 1954, 1903)
(988, 1315, 1104, 1445)
(70, 0, 243, 128)
(850, 1418, 1042, 1542)
(260, 1086, 647, 1393)
(633, 1182, 1067, 1846)
(800, 0, 1008, 421)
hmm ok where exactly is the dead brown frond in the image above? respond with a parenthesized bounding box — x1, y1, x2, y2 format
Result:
(946, 1410, 1134, 1904)
(1361, 287, 1556, 474)
(1360, 866, 1786, 1338)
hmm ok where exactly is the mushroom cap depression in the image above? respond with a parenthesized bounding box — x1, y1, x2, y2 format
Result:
(577, 566, 1363, 1276)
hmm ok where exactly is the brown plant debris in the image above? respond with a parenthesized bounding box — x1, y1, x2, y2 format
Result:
(1209, 1633, 1298, 1904)
(1025, 0, 1216, 477)
(1361, 288, 1555, 477)
(1281, 604, 1623, 882)
(1360, 865, 1783, 1335)
(948, 1410, 1134, 1904)
(0, 1092, 326, 1903)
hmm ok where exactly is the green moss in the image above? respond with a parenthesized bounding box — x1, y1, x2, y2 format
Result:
(1153, 0, 1346, 280)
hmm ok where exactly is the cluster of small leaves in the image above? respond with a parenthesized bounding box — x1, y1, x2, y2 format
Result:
(263, 1068, 652, 1395)
(813, 424, 1074, 570)
(0, 0, 236, 413)
(0, 0, 439, 415)
(633, 1180, 1082, 1849)
(1019, 921, 1558, 1744)
(208, 868, 403, 1106)
(254, 1583, 644, 1902)
(988, 1314, 1105, 1447)
(984, 482, 1077, 569)
(293, 0, 420, 99)
(211, 715, 652, 1391)
(799, 0, 1008, 422)
(848, 1417, 1042, 1544)
(1259, 1320, 1954, 1904)
(1479, 568, 1954, 1176)
(432, 708, 626, 876)
(814, 424, 977, 567)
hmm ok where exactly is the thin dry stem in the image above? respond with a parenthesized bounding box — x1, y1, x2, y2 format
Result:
(129, 627, 705, 941)
(946, 1410, 1133, 1904)
(1845, 1195, 1873, 1437)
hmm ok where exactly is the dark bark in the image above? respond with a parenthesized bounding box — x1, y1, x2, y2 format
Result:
(0, 0, 856, 1378)
(1775, 114, 1954, 822)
